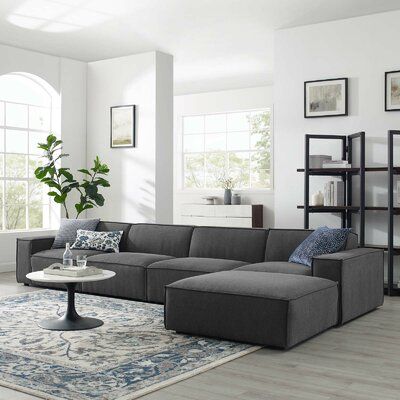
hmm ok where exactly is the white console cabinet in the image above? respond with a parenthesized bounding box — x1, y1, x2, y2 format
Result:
(180, 204, 263, 228)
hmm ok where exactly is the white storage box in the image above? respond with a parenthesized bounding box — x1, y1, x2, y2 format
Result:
(309, 155, 332, 169)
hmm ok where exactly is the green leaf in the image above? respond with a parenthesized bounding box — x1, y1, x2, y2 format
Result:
(47, 134, 57, 146)
(92, 193, 105, 206)
(78, 169, 91, 175)
(86, 184, 98, 198)
(93, 178, 110, 187)
(34, 167, 47, 180)
(59, 169, 75, 181)
(54, 193, 67, 204)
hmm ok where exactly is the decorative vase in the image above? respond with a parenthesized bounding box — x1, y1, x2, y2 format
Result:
(311, 190, 324, 206)
(224, 189, 232, 205)
(232, 193, 241, 205)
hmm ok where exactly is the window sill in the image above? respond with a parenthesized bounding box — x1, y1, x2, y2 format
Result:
(0, 228, 57, 235)
(175, 188, 274, 195)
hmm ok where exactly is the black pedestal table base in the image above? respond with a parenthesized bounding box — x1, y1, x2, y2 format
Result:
(38, 282, 103, 331)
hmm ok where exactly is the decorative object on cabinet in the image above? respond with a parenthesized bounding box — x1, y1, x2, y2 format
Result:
(110, 105, 136, 148)
(219, 176, 234, 205)
(180, 204, 263, 228)
(232, 193, 241, 205)
(202, 196, 217, 205)
(304, 78, 348, 118)
(385, 70, 400, 111)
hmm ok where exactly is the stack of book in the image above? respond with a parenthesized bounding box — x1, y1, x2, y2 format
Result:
(324, 181, 345, 206)
(322, 160, 351, 169)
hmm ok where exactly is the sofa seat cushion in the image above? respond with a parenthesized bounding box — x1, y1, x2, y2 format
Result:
(87, 252, 174, 267)
(146, 257, 247, 304)
(80, 252, 174, 301)
(235, 261, 311, 276)
(165, 271, 338, 349)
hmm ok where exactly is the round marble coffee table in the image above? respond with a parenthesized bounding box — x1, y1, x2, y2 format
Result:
(26, 270, 115, 331)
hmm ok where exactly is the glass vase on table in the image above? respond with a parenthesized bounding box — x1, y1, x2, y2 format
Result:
(62, 243, 73, 269)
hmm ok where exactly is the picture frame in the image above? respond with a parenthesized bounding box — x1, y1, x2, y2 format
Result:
(110, 105, 136, 148)
(304, 78, 348, 118)
(385, 70, 400, 111)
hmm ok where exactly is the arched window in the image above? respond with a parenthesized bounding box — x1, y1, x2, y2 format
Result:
(0, 73, 60, 231)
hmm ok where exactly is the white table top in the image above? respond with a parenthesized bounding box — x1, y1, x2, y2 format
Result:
(26, 270, 116, 283)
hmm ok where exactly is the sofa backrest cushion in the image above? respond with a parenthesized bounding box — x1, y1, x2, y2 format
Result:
(126, 223, 194, 257)
(96, 221, 132, 252)
(265, 228, 358, 262)
(189, 226, 267, 263)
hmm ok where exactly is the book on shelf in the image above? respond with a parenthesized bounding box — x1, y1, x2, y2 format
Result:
(323, 181, 344, 206)
(322, 160, 352, 169)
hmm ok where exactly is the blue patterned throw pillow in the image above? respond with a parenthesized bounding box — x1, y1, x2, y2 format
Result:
(289, 226, 351, 267)
(71, 229, 123, 253)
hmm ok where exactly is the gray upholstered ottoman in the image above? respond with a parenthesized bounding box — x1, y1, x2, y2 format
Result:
(165, 271, 338, 349)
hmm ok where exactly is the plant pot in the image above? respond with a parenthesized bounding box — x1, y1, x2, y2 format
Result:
(224, 189, 232, 205)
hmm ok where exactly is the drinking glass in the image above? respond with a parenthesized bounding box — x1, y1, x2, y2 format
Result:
(76, 255, 87, 268)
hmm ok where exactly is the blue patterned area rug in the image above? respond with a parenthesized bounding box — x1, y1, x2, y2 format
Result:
(0, 290, 259, 400)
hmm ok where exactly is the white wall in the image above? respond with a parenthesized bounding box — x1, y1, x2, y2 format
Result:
(274, 11, 400, 280)
(174, 86, 274, 228)
(86, 51, 173, 224)
(60, 58, 87, 215)
(155, 52, 174, 223)
(0, 44, 87, 271)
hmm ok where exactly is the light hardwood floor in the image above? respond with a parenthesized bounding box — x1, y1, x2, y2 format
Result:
(1, 271, 399, 400)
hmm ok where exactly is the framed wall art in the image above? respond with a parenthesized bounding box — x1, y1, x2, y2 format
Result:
(385, 70, 400, 111)
(110, 105, 136, 148)
(304, 78, 348, 118)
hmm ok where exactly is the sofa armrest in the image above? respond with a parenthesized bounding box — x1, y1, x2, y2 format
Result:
(16, 236, 55, 283)
(312, 248, 384, 324)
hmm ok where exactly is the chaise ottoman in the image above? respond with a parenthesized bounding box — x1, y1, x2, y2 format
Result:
(164, 271, 338, 349)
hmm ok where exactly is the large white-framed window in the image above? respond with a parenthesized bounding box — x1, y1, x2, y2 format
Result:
(0, 73, 56, 231)
(181, 109, 272, 190)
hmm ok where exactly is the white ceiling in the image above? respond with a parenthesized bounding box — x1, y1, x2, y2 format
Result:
(0, 0, 400, 94)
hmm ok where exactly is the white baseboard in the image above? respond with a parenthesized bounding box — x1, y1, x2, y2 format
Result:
(0, 262, 16, 273)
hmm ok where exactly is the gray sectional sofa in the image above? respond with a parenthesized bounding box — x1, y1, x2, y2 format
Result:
(16, 222, 384, 348)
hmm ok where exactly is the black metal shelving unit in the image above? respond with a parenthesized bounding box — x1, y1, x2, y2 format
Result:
(298, 131, 400, 296)
(387, 130, 400, 296)
(297, 132, 365, 245)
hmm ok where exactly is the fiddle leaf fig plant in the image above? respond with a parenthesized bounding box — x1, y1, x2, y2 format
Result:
(75, 156, 110, 217)
(35, 134, 110, 219)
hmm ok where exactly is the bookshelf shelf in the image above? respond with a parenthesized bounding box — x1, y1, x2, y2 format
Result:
(296, 167, 360, 175)
(297, 205, 359, 212)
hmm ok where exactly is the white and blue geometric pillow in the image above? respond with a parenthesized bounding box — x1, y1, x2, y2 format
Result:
(289, 226, 351, 267)
(71, 229, 123, 253)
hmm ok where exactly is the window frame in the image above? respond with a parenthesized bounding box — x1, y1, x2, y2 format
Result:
(0, 75, 53, 232)
(178, 107, 274, 194)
